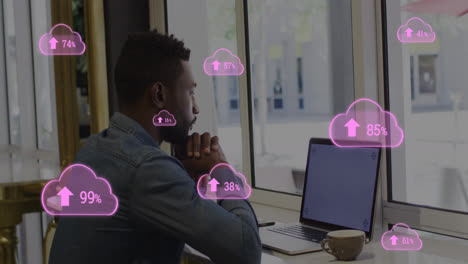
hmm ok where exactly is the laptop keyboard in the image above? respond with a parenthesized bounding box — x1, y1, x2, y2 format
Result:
(267, 224, 327, 242)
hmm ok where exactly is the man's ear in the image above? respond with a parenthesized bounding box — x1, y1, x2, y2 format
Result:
(150, 82, 166, 109)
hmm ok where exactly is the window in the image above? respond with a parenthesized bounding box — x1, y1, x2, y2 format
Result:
(246, 0, 355, 194)
(3, 0, 21, 180)
(161, 0, 468, 235)
(31, 0, 60, 180)
(1, 0, 59, 262)
(384, 0, 468, 214)
(417, 54, 437, 94)
(382, 0, 468, 238)
(167, 0, 244, 172)
(1, 0, 59, 183)
(166, 0, 356, 202)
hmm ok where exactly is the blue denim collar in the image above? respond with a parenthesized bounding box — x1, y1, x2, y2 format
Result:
(109, 112, 159, 148)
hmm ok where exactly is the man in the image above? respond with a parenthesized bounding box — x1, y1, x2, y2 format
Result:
(49, 31, 261, 264)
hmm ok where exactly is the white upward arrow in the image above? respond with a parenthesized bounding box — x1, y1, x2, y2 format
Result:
(208, 178, 219, 192)
(49, 37, 59, 50)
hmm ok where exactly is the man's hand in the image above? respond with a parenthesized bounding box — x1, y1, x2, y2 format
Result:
(187, 132, 219, 159)
(174, 132, 218, 160)
(174, 132, 228, 181)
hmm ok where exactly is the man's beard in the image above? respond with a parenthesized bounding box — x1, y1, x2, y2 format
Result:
(161, 116, 197, 144)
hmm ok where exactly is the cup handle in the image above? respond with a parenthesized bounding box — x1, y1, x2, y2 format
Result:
(321, 239, 336, 257)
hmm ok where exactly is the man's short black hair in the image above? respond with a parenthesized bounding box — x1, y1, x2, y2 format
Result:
(115, 30, 191, 107)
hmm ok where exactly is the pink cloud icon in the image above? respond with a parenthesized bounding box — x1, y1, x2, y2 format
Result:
(397, 17, 436, 43)
(152, 110, 176, 127)
(329, 98, 404, 148)
(197, 163, 251, 200)
(39, 23, 86, 55)
(41, 164, 118, 216)
(381, 223, 423, 251)
(203, 48, 245, 76)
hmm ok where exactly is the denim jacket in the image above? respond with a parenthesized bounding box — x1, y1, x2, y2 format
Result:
(49, 112, 262, 264)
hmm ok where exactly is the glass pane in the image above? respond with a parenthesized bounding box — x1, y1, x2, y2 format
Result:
(3, 0, 23, 181)
(167, 0, 243, 172)
(3, 0, 20, 146)
(30, 0, 60, 179)
(386, 0, 468, 212)
(30, 0, 58, 151)
(206, 0, 243, 172)
(247, 0, 354, 194)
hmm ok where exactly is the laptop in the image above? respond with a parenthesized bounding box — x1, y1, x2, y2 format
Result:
(260, 138, 381, 255)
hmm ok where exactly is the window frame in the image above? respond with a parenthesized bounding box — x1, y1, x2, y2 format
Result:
(158, 0, 468, 239)
(379, 0, 468, 239)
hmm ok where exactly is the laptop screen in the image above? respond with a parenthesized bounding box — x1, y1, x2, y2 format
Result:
(301, 142, 380, 233)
